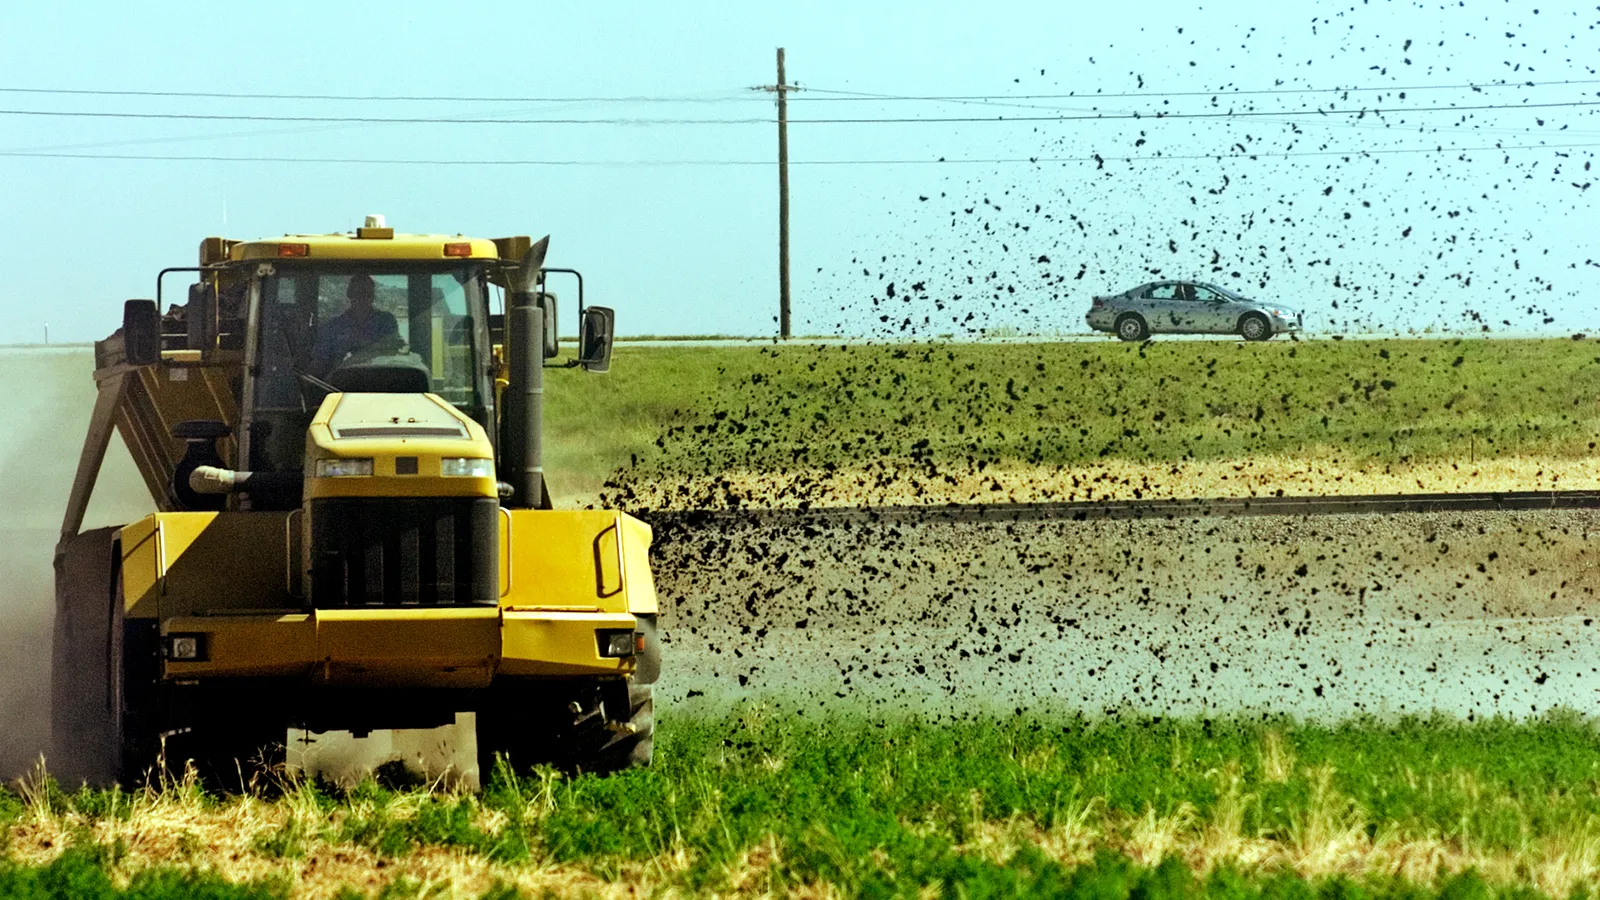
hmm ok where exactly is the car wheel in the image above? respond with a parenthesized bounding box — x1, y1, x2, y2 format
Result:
(1115, 314, 1148, 342)
(1239, 313, 1272, 341)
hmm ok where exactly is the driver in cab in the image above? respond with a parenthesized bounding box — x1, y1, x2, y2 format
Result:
(311, 273, 399, 377)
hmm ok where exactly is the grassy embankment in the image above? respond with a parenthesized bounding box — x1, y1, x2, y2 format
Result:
(7, 714, 1600, 897)
(541, 337, 1600, 506)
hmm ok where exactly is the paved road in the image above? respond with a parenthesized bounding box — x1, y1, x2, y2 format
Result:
(604, 331, 1569, 348)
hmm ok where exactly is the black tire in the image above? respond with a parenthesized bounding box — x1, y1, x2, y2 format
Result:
(112, 553, 283, 792)
(51, 529, 120, 788)
(1239, 313, 1273, 341)
(113, 605, 165, 790)
(50, 532, 169, 790)
(474, 708, 518, 788)
(475, 692, 566, 784)
(1115, 314, 1149, 342)
(172, 715, 286, 793)
(477, 681, 655, 785)
(55, 533, 284, 793)
(588, 683, 654, 774)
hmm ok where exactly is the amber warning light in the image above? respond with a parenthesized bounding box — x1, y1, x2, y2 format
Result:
(444, 242, 472, 257)
(278, 243, 310, 258)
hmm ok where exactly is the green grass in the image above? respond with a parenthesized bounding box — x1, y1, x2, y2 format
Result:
(528, 711, 1600, 874)
(539, 338, 1600, 498)
(12, 713, 1600, 897)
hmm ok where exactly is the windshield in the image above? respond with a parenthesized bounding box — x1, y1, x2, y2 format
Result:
(1200, 283, 1247, 302)
(255, 265, 487, 410)
(247, 265, 490, 488)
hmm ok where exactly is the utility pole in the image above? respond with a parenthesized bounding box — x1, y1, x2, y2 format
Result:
(767, 48, 793, 340)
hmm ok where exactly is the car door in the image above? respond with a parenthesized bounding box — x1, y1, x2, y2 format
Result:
(1139, 283, 1181, 333)
(1164, 281, 1203, 331)
(1190, 285, 1234, 333)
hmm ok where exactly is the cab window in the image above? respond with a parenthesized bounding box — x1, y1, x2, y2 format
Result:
(249, 265, 490, 485)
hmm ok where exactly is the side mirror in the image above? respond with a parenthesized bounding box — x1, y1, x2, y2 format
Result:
(578, 306, 615, 374)
(186, 282, 216, 352)
(123, 299, 161, 367)
(536, 292, 559, 359)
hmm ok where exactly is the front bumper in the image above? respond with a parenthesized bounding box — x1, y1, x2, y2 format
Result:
(1271, 311, 1304, 333)
(161, 607, 640, 688)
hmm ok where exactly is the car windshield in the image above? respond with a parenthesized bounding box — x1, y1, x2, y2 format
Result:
(1201, 283, 1247, 302)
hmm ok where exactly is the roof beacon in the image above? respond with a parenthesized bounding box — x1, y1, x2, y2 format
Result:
(356, 213, 393, 240)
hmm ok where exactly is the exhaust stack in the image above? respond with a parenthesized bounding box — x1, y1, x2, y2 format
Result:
(503, 237, 550, 509)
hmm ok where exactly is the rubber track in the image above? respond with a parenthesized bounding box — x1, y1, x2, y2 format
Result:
(638, 490, 1600, 528)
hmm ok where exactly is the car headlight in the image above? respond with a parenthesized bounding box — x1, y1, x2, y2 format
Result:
(315, 457, 374, 477)
(441, 457, 494, 478)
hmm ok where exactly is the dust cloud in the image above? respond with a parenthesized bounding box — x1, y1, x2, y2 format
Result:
(0, 347, 152, 780)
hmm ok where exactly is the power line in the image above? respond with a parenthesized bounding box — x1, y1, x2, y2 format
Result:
(0, 99, 1594, 126)
(0, 86, 758, 104)
(1, 141, 1591, 167)
(782, 100, 1600, 124)
(793, 80, 1600, 118)
(0, 108, 760, 125)
(1, 78, 1594, 105)
(798, 79, 1600, 102)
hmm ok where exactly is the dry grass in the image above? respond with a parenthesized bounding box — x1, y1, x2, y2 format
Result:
(1259, 732, 1296, 784)
(601, 452, 1600, 510)
(955, 765, 1600, 900)
(5, 764, 643, 900)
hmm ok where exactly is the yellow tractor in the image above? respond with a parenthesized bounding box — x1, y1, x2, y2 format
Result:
(52, 218, 659, 788)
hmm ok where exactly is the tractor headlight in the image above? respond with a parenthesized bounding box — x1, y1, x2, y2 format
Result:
(441, 457, 493, 478)
(596, 629, 637, 658)
(165, 633, 207, 661)
(315, 457, 374, 477)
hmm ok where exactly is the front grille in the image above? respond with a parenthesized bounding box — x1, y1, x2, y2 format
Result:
(335, 426, 467, 439)
(309, 498, 498, 607)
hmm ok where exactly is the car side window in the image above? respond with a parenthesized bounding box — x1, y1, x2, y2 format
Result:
(1193, 286, 1222, 302)
(1143, 284, 1179, 300)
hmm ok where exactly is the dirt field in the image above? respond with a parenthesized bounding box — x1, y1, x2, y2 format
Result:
(5, 346, 1599, 785)
(651, 508, 1600, 720)
(607, 455, 1600, 510)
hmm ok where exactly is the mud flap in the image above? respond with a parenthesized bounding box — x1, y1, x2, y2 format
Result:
(633, 614, 661, 685)
(50, 527, 119, 787)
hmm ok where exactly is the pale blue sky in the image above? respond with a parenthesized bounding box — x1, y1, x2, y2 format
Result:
(0, 0, 1594, 343)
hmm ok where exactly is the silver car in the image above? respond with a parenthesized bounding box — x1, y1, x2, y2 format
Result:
(1085, 281, 1303, 341)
